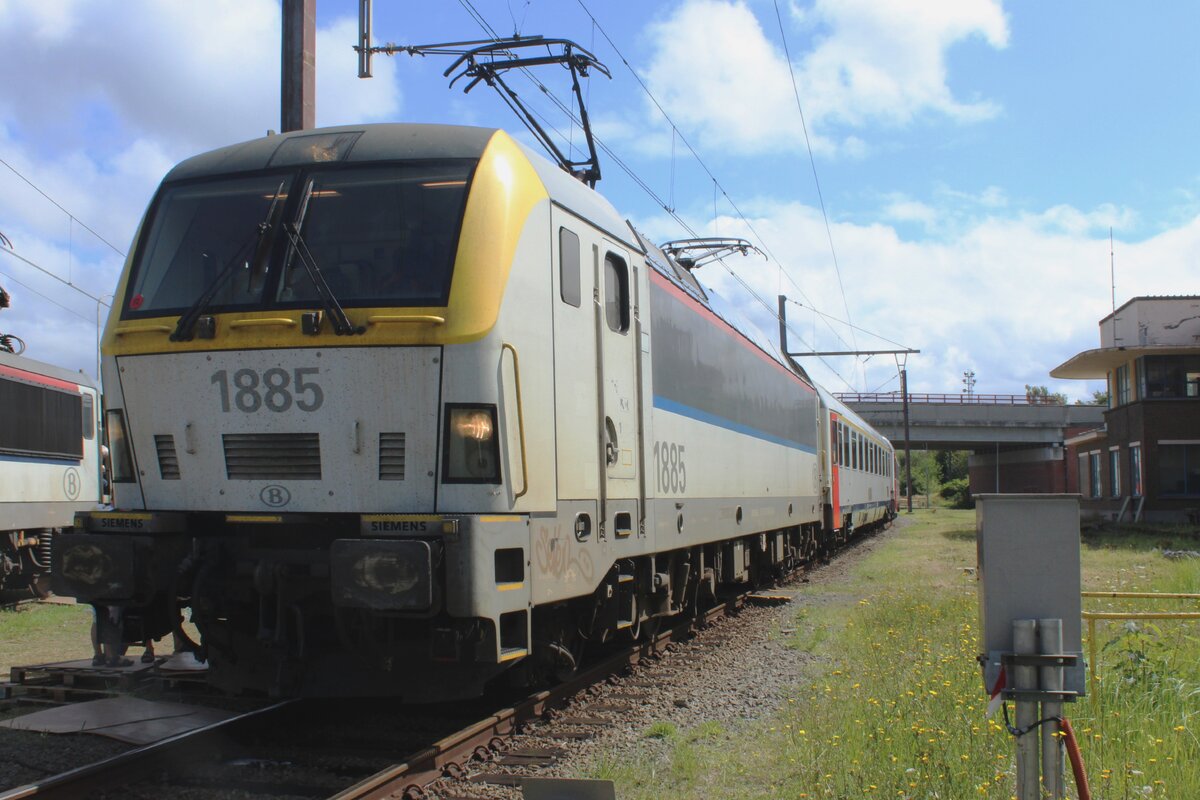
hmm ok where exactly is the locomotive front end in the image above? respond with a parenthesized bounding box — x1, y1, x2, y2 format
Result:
(57, 125, 550, 697)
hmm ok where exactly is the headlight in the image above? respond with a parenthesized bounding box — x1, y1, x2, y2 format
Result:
(453, 409, 494, 441)
(105, 409, 136, 483)
(442, 404, 501, 483)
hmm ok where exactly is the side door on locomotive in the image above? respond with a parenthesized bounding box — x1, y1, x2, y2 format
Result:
(536, 206, 648, 608)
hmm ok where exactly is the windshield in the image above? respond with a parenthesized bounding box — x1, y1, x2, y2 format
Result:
(277, 162, 473, 308)
(126, 175, 290, 316)
(123, 160, 476, 318)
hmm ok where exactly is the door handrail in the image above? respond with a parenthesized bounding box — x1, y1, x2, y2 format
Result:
(502, 342, 529, 500)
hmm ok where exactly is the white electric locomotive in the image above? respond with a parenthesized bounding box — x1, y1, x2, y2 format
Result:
(55, 124, 894, 697)
(1, 350, 103, 595)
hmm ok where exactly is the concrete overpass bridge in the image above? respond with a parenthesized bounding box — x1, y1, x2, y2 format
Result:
(834, 393, 1106, 493)
(835, 393, 1105, 450)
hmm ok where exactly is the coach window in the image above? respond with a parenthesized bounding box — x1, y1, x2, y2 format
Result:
(82, 394, 95, 440)
(559, 228, 581, 307)
(604, 252, 630, 333)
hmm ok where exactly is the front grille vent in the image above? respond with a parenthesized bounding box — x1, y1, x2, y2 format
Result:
(155, 435, 180, 480)
(223, 433, 321, 480)
(379, 432, 406, 481)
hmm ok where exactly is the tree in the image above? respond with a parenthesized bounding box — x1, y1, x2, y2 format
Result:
(1075, 389, 1109, 406)
(1025, 384, 1066, 405)
(936, 450, 970, 481)
(898, 450, 941, 497)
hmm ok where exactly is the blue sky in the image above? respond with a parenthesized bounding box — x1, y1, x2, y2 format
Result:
(1, 0, 1197, 400)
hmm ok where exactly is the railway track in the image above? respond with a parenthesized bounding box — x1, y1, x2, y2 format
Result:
(1, 523, 889, 800)
(0, 595, 745, 800)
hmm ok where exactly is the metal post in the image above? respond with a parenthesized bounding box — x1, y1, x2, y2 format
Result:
(924, 443, 931, 508)
(1013, 619, 1040, 800)
(1039, 618, 1064, 799)
(901, 368, 912, 512)
(282, 0, 316, 132)
(357, 0, 373, 78)
(995, 441, 1000, 493)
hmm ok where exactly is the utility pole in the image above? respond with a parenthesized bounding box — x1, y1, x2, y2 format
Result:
(282, 0, 316, 132)
(962, 369, 976, 401)
(902, 367, 912, 513)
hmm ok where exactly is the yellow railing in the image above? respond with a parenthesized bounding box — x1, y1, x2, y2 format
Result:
(1081, 591, 1200, 681)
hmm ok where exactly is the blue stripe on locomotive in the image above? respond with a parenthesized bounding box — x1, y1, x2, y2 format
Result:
(651, 394, 817, 454)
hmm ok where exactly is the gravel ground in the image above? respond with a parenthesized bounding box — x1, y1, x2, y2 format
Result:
(426, 521, 901, 798)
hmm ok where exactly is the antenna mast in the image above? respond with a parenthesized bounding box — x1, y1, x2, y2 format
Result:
(1110, 227, 1118, 345)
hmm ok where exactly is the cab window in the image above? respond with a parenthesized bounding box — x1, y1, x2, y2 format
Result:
(604, 253, 630, 333)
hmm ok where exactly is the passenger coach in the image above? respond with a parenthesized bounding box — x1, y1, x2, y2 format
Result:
(2, 350, 102, 595)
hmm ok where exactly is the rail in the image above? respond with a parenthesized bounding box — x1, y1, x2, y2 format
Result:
(1081, 591, 1200, 683)
(835, 392, 1080, 406)
(0, 700, 295, 799)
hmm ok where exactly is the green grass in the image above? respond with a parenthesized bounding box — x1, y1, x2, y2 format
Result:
(584, 510, 1200, 798)
(0, 602, 94, 679)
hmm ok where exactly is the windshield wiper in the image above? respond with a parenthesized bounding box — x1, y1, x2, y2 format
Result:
(281, 181, 365, 336)
(169, 181, 286, 342)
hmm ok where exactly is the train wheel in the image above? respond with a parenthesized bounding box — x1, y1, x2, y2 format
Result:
(622, 593, 642, 640)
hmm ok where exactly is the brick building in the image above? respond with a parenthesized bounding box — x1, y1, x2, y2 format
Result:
(1051, 296, 1200, 522)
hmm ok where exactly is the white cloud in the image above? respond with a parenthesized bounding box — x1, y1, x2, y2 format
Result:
(882, 196, 939, 228)
(637, 0, 1008, 155)
(0, 1, 402, 156)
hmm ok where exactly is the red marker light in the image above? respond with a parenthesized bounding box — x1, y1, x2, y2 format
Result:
(129, 294, 144, 310)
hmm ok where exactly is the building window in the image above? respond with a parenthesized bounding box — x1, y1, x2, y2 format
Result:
(1077, 454, 1088, 496)
(1140, 355, 1200, 399)
(1109, 449, 1121, 498)
(1156, 444, 1200, 497)
(1115, 364, 1131, 406)
(1089, 452, 1102, 498)
(1130, 445, 1143, 497)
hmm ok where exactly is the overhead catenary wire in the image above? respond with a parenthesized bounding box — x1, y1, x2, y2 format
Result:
(0, 157, 127, 259)
(0, 269, 99, 324)
(0, 246, 112, 307)
(770, 0, 856, 355)
(787, 298, 909, 350)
